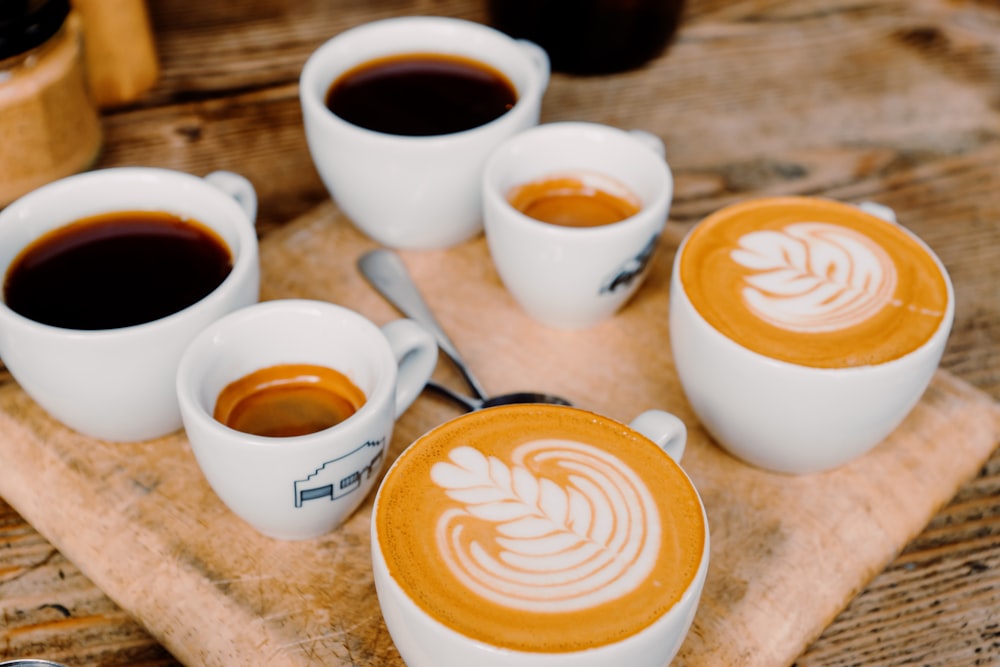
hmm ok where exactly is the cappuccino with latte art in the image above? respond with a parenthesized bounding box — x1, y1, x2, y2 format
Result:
(372, 404, 707, 659)
(679, 197, 949, 368)
(670, 196, 954, 473)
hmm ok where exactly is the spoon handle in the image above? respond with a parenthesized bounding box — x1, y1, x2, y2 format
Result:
(358, 249, 490, 400)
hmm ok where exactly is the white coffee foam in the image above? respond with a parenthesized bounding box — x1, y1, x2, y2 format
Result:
(730, 222, 898, 332)
(429, 440, 660, 613)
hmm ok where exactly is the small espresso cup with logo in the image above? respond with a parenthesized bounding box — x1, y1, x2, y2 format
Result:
(0, 167, 260, 442)
(371, 403, 709, 667)
(299, 16, 550, 249)
(670, 196, 955, 474)
(176, 299, 438, 540)
(482, 121, 673, 329)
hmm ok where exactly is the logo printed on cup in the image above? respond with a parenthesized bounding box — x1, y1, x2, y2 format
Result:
(293, 436, 386, 509)
(373, 404, 706, 659)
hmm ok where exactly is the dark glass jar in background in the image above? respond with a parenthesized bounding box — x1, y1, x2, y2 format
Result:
(487, 0, 685, 75)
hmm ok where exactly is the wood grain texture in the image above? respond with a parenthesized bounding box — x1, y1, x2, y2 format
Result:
(2, 0, 1000, 665)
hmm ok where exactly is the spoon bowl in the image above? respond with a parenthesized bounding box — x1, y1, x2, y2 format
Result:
(427, 380, 572, 412)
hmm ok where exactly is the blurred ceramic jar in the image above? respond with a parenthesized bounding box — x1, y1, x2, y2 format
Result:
(0, 0, 102, 208)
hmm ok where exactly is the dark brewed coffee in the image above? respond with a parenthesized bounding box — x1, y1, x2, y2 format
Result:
(325, 52, 518, 136)
(214, 363, 366, 438)
(3, 210, 232, 330)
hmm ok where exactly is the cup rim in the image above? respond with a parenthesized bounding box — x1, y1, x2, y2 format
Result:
(176, 298, 398, 447)
(376, 402, 707, 516)
(298, 15, 549, 145)
(375, 402, 705, 505)
(671, 195, 956, 374)
(370, 402, 710, 656)
(482, 121, 674, 236)
(0, 166, 259, 339)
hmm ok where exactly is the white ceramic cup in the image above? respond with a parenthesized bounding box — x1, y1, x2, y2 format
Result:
(0, 167, 260, 442)
(176, 299, 438, 540)
(371, 404, 709, 667)
(482, 121, 673, 329)
(669, 197, 955, 474)
(299, 16, 550, 250)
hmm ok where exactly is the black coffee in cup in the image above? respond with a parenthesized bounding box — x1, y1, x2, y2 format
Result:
(3, 210, 232, 330)
(324, 52, 518, 136)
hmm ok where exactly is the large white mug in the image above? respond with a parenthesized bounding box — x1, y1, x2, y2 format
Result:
(482, 122, 673, 329)
(177, 299, 438, 540)
(371, 403, 708, 666)
(0, 167, 260, 442)
(299, 16, 550, 249)
(669, 196, 954, 474)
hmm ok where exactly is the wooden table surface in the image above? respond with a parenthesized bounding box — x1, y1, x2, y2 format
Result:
(2, 0, 999, 665)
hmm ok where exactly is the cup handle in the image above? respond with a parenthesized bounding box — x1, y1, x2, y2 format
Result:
(857, 200, 897, 224)
(516, 39, 551, 91)
(204, 170, 259, 223)
(629, 410, 687, 462)
(628, 129, 666, 159)
(380, 318, 438, 417)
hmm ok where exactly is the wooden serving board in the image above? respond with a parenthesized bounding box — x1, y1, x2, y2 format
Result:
(0, 201, 997, 667)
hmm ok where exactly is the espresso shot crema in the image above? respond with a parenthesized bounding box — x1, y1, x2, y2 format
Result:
(506, 171, 642, 227)
(679, 197, 950, 368)
(214, 363, 366, 437)
(375, 404, 705, 653)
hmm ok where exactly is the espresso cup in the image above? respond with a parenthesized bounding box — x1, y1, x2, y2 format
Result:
(0, 167, 260, 442)
(371, 404, 709, 667)
(482, 122, 673, 329)
(299, 16, 550, 249)
(176, 299, 438, 540)
(670, 196, 955, 474)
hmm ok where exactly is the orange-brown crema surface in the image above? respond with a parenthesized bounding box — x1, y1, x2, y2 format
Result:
(375, 405, 705, 653)
(679, 197, 949, 369)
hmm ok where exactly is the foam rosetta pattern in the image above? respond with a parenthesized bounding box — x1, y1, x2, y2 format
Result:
(732, 222, 898, 333)
(429, 440, 660, 613)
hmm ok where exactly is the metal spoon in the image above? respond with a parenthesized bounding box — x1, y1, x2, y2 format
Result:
(423, 382, 571, 412)
(358, 249, 572, 412)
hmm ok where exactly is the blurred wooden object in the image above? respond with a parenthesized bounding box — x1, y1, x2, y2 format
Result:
(1, 0, 999, 665)
(72, 0, 159, 107)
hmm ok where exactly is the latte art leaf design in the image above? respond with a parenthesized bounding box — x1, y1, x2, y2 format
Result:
(730, 222, 899, 332)
(429, 441, 661, 613)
